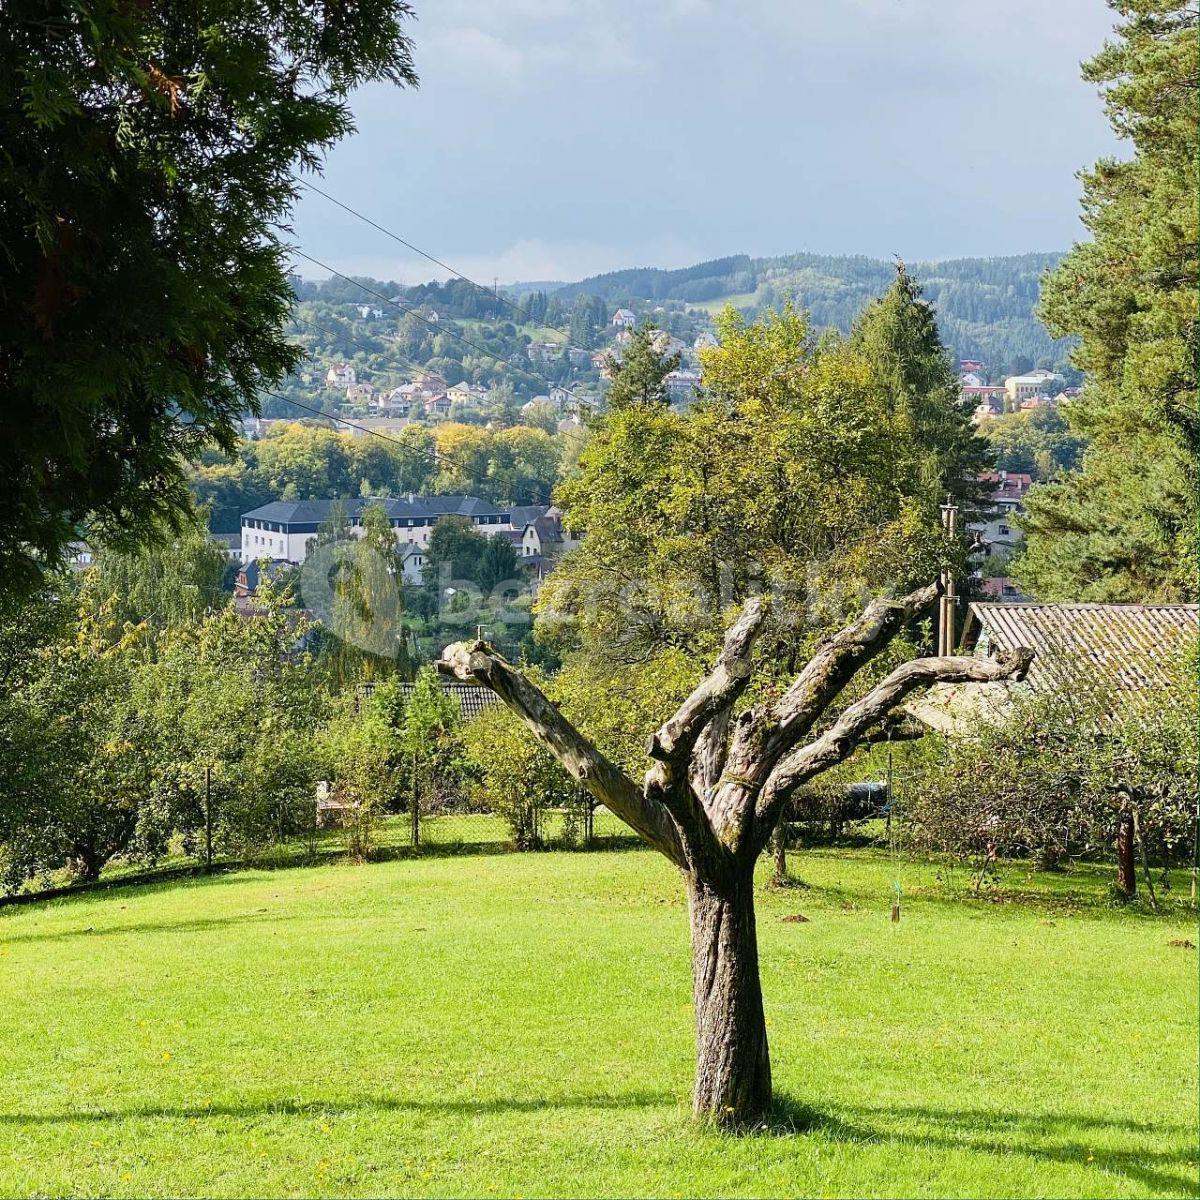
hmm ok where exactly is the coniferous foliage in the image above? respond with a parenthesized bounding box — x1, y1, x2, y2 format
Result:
(0, 0, 418, 594)
(1017, 1, 1198, 601)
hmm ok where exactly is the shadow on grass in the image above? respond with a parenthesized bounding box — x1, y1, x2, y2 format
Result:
(764, 1093, 1198, 1196)
(0, 1090, 675, 1125)
(0, 834, 645, 914)
(2, 1089, 1193, 1193)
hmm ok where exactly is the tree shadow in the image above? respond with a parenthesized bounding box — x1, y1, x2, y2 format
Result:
(763, 1093, 1198, 1196)
(0, 1089, 675, 1127)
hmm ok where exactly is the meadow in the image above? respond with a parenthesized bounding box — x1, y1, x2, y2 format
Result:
(1, 840, 1196, 1198)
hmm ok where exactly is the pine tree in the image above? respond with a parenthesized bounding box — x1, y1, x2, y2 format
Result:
(604, 327, 679, 410)
(1017, 1, 1198, 601)
(851, 263, 990, 502)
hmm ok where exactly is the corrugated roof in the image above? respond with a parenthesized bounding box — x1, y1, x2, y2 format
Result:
(908, 602, 1198, 734)
(967, 602, 1198, 694)
(386, 681, 500, 721)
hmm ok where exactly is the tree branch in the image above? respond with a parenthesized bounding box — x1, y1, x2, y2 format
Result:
(438, 641, 686, 866)
(752, 647, 1033, 849)
(646, 596, 765, 779)
(764, 582, 939, 756)
(707, 582, 939, 856)
(637, 596, 766, 874)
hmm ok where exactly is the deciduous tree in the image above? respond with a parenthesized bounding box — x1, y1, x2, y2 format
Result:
(440, 586, 1031, 1126)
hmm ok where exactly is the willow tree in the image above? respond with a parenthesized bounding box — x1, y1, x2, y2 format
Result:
(440, 585, 1030, 1127)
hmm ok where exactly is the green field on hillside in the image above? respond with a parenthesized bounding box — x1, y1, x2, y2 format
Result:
(1, 846, 1195, 1198)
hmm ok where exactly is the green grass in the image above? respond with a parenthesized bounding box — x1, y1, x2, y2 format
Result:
(1, 845, 1196, 1198)
(689, 292, 759, 315)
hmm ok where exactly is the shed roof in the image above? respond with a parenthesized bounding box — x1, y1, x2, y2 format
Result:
(907, 602, 1198, 734)
(963, 602, 1198, 694)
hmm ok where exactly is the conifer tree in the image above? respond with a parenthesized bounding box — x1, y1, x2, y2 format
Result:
(1017, 1, 1198, 600)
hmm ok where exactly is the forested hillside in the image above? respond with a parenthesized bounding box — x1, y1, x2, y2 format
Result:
(543, 250, 1072, 376)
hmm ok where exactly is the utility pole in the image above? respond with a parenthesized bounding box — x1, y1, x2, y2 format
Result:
(939, 497, 959, 656)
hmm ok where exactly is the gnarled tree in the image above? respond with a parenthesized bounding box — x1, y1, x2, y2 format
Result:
(439, 582, 1031, 1128)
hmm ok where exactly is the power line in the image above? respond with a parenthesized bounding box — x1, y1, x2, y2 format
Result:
(294, 176, 589, 356)
(289, 246, 599, 411)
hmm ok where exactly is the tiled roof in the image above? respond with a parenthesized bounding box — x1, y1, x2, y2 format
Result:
(392, 680, 500, 721)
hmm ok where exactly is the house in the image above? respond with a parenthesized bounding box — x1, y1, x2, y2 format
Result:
(961, 384, 1007, 418)
(521, 514, 563, 559)
(234, 558, 292, 598)
(906, 602, 1200, 733)
(960, 359, 985, 374)
(415, 371, 448, 395)
(693, 332, 719, 351)
(67, 541, 94, 570)
(325, 363, 356, 388)
(969, 471, 1033, 556)
(240, 494, 517, 564)
(1004, 371, 1064, 405)
(591, 350, 613, 378)
(549, 385, 573, 409)
(650, 331, 688, 359)
(346, 382, 374, 405)
(959, 371, 985, 389)
(398, 540, 426, 584)
(422, 392, 452, 419)
(447, 380, 488, 407)
(1020, 393, 1057, 411)
(611, 308, 636, 329)
(212, 532, 242, 562)
(665, 368, 703, 405)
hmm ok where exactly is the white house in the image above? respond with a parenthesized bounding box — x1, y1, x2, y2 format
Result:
(611, 308, 636, 329)
(968, 471, 1034, 558)
(693, 332, 719, 351)
(325, 363, 356, 388)
(240, 495, 519, 565)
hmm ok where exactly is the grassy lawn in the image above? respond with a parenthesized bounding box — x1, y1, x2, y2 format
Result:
(1, 845, 1196, 1198)
(689, 292, 759, 315)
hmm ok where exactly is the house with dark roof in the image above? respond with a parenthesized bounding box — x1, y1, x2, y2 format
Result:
(239, 495, 515, 565)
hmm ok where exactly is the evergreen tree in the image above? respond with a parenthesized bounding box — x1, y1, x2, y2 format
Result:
(1017, 1, 1197, 601)
(604, 326, 679, 410)
(851, 263, 990, 502)
(0, 0, 417, 595)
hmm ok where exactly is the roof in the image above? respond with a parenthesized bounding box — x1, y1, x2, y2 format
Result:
(965, 602, 1198, 694)
(242, 494, 507, 527)
(907, 602, 1198, 734)
(508, 504, 550, 529)
(391, 680, 501, 721)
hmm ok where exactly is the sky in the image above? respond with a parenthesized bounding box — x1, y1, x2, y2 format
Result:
(290, 0, 1123, 286)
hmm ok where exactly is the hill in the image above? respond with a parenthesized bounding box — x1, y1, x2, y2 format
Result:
(528, 250, 1073, 376)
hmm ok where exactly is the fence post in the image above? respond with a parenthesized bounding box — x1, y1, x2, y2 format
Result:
(204, 763, 213, 873)
(411, 746, 421, 848)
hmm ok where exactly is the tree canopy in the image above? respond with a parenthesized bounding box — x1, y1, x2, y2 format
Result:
(1017, 1, 1197, 600)
(0, 0, 418, 593)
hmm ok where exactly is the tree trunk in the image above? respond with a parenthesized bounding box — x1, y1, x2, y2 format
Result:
(687, 871, 772, 1128)
(1116, 806, 1136, 898)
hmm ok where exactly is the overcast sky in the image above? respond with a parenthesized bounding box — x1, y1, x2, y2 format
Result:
(290, 0, 1122, 285)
